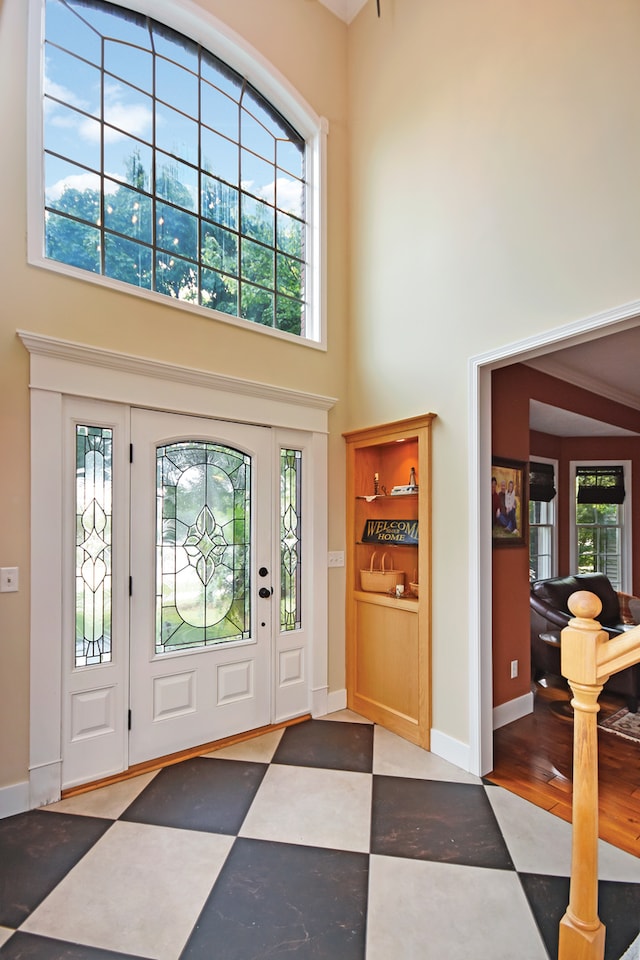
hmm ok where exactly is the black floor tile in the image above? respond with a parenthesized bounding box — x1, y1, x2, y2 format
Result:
(520, 873, 640, 960)
(0, 931, 153, 960)
(599, 878, 640, 960)
(0, 811, 111, 928)
(370, 777, 514, 870)
(1, 740, 638, 960)
(180, 837, 369, 960)
(272, 719, 374, 773)
(518, 873, 566, 960)
(119, 756, 267, 834)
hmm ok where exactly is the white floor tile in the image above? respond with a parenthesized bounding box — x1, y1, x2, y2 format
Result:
(366, 854, 548, 960)
(42, 772, 158, 820)
(373, 725, 481, 783)
(595, 838, 640, 883)
(486, 785, 640, 882)
(0, 927, 14, 947)
(239, 764, 372, 852)
(320, 709, 373, 724)
(21, 821, 233, 960)
(202, 728, 284, 763)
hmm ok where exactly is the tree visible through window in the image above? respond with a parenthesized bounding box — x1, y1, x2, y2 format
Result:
(42, 0, 308, 335)
(574, 464, 627, 590)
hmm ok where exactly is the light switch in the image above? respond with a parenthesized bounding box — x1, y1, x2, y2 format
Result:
(0, 567, 19, 593)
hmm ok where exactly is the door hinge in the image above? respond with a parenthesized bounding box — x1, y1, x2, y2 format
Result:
(129, 443, 133, 463)
(128, 709, 132, 731)
(129, 575, 132, 597)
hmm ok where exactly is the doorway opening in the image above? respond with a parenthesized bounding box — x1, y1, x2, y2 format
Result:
(470, 300, 640, 779)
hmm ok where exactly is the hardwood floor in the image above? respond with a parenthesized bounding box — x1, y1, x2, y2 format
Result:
(488, 678, 640, 858)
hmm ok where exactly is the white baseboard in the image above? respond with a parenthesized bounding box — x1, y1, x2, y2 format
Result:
(310, 684, 328, 718)
(319, 687, 346, 717)
(429, 728, 471, 772)
(0, 780, 30, 819)
(493, 691, 534, 730)
(29, 760, 62, 810)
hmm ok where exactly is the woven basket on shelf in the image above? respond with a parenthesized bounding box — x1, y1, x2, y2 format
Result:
(360, 552, 405, 593)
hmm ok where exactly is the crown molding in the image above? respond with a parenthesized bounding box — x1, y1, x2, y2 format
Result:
(17, 331, 337, 417)
(318, 0, 368, 24)
(524, 356, 640, 413)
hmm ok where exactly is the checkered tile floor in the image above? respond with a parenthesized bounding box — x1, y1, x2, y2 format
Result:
(0, 712, 638, 959)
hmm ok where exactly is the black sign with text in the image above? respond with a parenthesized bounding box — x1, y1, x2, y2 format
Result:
(361, 519, 419, 545)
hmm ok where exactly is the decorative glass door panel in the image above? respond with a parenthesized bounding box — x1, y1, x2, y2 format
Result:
(280, 448, 302, 632)
(62, 400, 130, 792)
(157, 441, 251, 653)
(129, 409, 273, 766)
(55, 398, 318, 793)
(76, 425, 114, 666)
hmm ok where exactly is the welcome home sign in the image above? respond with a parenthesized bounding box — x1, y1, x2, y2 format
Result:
(361, 519, 419, 545)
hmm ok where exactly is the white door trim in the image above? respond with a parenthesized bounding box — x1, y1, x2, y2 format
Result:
(468, 298, 640, 777)
(17, 331, 335, 429)
(19, 331, 336, 808)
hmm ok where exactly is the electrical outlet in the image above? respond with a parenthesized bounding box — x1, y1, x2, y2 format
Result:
(510, 659, 518, 679)
(0, 567, 19, 593)
(327, 551, 344, 568)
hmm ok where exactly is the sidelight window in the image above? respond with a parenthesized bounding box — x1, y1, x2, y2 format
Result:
(280, 448, 302, 631)
(75, 424, 113, 666)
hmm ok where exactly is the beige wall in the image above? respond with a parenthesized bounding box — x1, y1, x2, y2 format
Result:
(0, 0, 349, 791)
(348, 0, 640, 742)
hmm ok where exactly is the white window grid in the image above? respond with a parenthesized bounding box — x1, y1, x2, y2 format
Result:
(569, 459, 632, 593)
(27, 0, 327, 348)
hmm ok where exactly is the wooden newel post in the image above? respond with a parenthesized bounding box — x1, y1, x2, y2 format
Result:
(558, 591, 607, 960)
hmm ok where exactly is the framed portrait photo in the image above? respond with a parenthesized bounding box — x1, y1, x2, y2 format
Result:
(491, 457, 528, 547)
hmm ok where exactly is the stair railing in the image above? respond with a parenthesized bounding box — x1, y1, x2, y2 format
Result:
(558, 590, 640, 960)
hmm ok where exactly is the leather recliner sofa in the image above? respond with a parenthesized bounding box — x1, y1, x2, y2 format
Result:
(530, 572, 639, 712)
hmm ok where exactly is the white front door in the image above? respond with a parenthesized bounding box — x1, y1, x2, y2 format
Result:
(128, 408, 274, 766)
(27, 337, 329, 808)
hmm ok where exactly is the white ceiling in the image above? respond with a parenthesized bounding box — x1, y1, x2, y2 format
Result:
(525, 325, 640, 437)
(529, 399, 640, 437)
(317, 0, 368, 24)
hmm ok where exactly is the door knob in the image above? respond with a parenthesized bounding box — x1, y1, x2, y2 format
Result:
(258, 586, 273, 599)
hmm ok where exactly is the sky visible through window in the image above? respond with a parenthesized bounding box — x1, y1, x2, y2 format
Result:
(43, 0, 308, 336)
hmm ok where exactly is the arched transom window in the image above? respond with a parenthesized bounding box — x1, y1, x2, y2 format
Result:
(36, 0, 321, 341)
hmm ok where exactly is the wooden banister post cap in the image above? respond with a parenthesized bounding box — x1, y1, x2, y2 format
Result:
(568, 590, 602, 621)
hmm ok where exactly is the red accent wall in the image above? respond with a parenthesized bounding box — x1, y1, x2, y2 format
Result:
(492, 364, 640, 708)
(492, 366, 534, 708)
